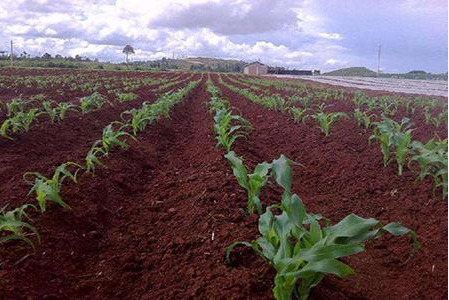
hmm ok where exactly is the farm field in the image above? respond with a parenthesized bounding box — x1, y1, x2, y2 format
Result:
(270, 74, 448, 97)
(0, 68, 447, 299)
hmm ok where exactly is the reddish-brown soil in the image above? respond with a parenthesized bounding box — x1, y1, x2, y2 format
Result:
(0, 69, 447, 299)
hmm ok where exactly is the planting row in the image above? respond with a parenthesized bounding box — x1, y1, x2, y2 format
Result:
(0, 77, 201, 251)
(219, 74, 448, 199)
(206, 76, 418, 300)
(0, 74, 195, 140)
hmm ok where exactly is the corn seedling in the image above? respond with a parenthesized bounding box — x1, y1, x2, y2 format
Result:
(370, 117, 414, 175)
(0, 204, 40, 250)
(23, 162, 82, 212)
(116, 92, 137, 102)
(352, 91, 367, 108)
(80, 92, 109, 113)
(312, 105, 348, 136)
(213, 108, 251, 152)
(224, 152, 295, 215)
(56, 102, 78, 120)
(289, 95, 311, 109)
(85, 142, 108, 174)
(0, 109, 41, 139)
(224, 151, 271, 214)
(431, 110, 448, 128)
(226, 156, 419, 300)
(288, 107, 309, 123)
(99, 123, 136, 153)
(410, 138, 448, 199)
(120, 104, 157, 136)
(6, 98, 28, 116)
(41, 100, 58, 123)
(353, 108, 376, 129)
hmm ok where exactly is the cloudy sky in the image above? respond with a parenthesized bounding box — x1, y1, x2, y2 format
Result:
(0, 0, 447, 72)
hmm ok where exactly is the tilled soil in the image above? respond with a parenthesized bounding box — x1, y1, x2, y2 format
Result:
(0, 70, 447, 299)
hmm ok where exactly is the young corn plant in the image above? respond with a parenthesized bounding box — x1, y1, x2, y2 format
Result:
(99, 123, 136, 153)
(0, 109, 41, 139)
(352, 91, 367, 108)
(289, 95, 311, 109)
(0, 204, 40, 250)
(23, 162, 82, 212)
(213, 108, 252, 152)
(410, 138, 448, 199)
(288, 107, 309, 123)
(312, 105, 348, 136)
(80, 92, 109, 113)
(430, 110, 448, 128)
(370, 117, 414, 175)
(353, 108, 375, 129)
(6, 98, 28, 116)
(56, 102, 78, 120)
(85, 142, 108, 174)
(41, 100, 58, 123)
(224, 151, 273, 215)
(226, 155, 419, 300)
(116, 92, 137, 102)
(120, 105, 156, 136)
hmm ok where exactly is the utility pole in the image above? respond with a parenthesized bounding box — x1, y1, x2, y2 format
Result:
(10, 40, 13, 68)
(377, 44, 382, 76)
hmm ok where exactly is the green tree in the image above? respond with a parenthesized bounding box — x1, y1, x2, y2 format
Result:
(123, 45, 135, 64)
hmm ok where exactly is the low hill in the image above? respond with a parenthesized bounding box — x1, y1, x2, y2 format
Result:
(324, 67, 447, 81)
(324, 67, 377, 77)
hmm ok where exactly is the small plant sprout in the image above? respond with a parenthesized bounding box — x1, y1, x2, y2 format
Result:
(0, 109, 41, 139)
(410, 138, 448, 199)
(6, 98, 28, 116)
(353, 108, 376, 129)
(100, 123, 136, 153)
(312, 105, 348, 136)
(116, 92, 137, 102)
(85, 141, 108, 174)
(225, 151, 271, 214)
(224, 151, 295, 215)
(120, 105, 156, 136)
(370, 117, 414, 175)
(288, 107, 309, 123)
(80, 92, 109, 113)
(0, 204, 40, 250)
(41, 100, 58, 123)
(23, 162, 82, 212)
(56, 102, 78, 120)
(213, 108, 251, 152)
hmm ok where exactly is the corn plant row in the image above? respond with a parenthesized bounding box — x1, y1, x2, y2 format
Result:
(0, 75, 185, 140)
(0, 71, 169, 96)
(207, 77, 252, 152)
(235, 74, 447, 129)
(235, 75, 447, 198)
(0, 79, 200, 251)
(352, 90, 447, 126)
(229, 74, 346, 103)
(366, 116, 448, 199)
(350, 91, 448, 199)
(206, 76, 420, 299)
(225, 75, 447, 199)
(219, 75, 348, 136)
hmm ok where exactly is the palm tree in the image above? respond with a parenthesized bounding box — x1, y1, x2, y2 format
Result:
(123, 45, 135, 64)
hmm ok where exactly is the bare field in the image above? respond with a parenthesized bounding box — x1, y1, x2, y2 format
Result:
(268, 74, 448, 97)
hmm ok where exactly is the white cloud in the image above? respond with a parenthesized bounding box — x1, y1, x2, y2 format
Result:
(317, 32, 342, 40)
(0, 0, 351, 70)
